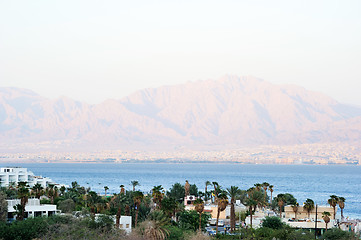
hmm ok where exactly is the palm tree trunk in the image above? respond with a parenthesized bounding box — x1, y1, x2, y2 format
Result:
(135, 208, 139, 226)
(199, 212, 202, 231)
(216, 207, 220, 235)
(230, 201, 235, 232)
(326, 223, 328, 231)
(249, 206, 253, 228)
(333, 206, 336, 219)
(116, 207, 121, 228)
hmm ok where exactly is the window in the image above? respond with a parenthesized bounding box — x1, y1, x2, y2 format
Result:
(126, 224, 130, 228)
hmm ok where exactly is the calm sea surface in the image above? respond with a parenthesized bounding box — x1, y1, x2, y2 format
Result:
(2, 163, 361, 219)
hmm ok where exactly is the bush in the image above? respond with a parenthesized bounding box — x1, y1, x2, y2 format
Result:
(321, 228, 358, 240)
(261, 216, 285, 229)
(57, 199, 76, 213)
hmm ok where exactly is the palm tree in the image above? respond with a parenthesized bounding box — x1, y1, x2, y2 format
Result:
(133, 191, 144, 226)
(31, 183, 44, 199)
(303, 198, 315, 219)
(205, 181, 211, 202)
(46, 184, 58, 204)
(328, 195, 339, 219)
(111, 193, 127, 228)
(244, 188, 258, 228)
(262, 182, 269, 205)
(338, 197, 345, 219)
(269, 185, 274, 204)
(120, 185, 125, 194)
(226, 186, 241, 232)
(215, 193, 228, 235)
(16, 182, 29, 220)
(131, 181, 139, 191)
(184, 180, 190, 197)
(152, 185, 164, 209)
(85, 191, 101, 217)
(322, 211, 331, 231)
(291, 202, 299, 220)
(254, 183, 262, 191)
(276, 194, 286, 218)
(142, 211, 170, 240)
(212, 182, 219, 203)
(193, 198, 205, 231)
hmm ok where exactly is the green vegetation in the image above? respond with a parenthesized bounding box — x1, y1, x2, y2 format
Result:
(0, 180, 357, 240)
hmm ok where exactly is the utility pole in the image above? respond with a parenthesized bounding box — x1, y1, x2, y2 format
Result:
(315, 204, 318, 239)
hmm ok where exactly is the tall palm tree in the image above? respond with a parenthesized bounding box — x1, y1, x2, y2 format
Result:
(31, 183, 44, 199)
(16, 182, 29, 221)
(212, 182, 219, 203)
(120, 185, 125, 194)
(254, 183, 262, 191)
(133, 191, 144, 226)
(244, 188, 258, 228)
(205, 181, 211, 202)
(152, 185, 164, 209)
(226, 186, 241, 232)
(276, 194, 286, 218)
(104, 186, 109, 196)
(131, 181, 139, 191)
(322, 211, 331, 231)
(46, 184, 58, 204)
(184, 180, 190, 197)
(193, 198, 205, 231)
(338, 197, 345, 219)
(291, 203, 299, 220)
(215, 193, 228, 235)
(269, 185, 274, 204)
(303, 198, 315, 219)
(262, 182, 269, 205)
(328, 195, 339, 219)
(111, 193, 127, 228)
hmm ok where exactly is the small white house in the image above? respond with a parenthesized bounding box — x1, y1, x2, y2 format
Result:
(7, 198, 60, 222)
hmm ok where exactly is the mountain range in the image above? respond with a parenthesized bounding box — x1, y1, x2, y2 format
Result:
(1, 75, 361, 151)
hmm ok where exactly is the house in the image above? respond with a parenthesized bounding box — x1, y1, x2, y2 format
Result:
(94, 214, 132, 234)
(0, 167, 55, 188)
(7, 198, 60, 222)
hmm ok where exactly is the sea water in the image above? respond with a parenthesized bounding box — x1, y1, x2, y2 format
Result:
(2, 163, 361, 219)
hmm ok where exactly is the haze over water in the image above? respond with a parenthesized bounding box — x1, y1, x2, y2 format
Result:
(5, 162, 361, 219)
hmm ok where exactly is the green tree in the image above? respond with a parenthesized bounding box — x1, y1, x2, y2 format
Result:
(189, 184, 198, 197)
(193, 198, 205, 231)
(303, 198, 315, 219)
(152, 185, 165, 209)
(204, 181, 211, 202)
(58, 199, 76, 213)
(31, 183, 44, 199)
(337, 196, 345, 219)
(133, 190, 144, 226)
(261, 216, 285, 229)
(275, 194, 286, 218)
(226, 186, 242, 232)
(167, 183, 185, 203)
(16, 182, 30, 220)
(328, 195, 339, 219)
(0, 192, 7, 222)
(46, 184, 58, 204)
(322, 211, 331, 231)
(291, 202, 299, 220)
(177, 210, 210, 232)
(104, 186, 109, 196)
(215, 192, 228, 235)
(131, 180, 139, 191)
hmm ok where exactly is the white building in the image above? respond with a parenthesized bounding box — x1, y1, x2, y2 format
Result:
(0, 167, 55, 188)
(94, 214, 132, 234)
(7, 198, 60, 222)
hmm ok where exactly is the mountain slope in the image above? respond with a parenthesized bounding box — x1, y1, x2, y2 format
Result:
(1, 76, 361, 150)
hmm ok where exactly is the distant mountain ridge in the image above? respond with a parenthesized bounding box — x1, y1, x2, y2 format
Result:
(1, 76, 361, 150)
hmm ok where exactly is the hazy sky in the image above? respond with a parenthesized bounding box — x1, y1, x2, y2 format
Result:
(1, 0, 360, 105)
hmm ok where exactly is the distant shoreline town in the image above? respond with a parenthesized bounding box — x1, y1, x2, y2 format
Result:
(0, 142, 359, 165)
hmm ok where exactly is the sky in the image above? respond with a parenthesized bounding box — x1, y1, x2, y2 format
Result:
(1, 0, 361, 105)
